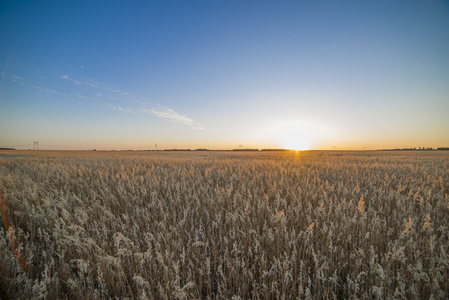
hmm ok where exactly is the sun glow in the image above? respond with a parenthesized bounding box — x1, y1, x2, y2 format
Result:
(258, 119, 334, 151)
(284, 139, 310, 151)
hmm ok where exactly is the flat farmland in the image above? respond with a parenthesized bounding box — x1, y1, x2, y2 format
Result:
(0, 150, 448, 299)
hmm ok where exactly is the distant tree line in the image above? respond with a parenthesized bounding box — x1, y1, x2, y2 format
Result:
(162, 149, 210, 151)
(261, 149, 290, 151)
(381, 147, 449, 151)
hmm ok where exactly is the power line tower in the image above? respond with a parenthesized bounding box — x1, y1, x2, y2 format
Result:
(33, 141, 39, 150)
(155, 144, 157, 151)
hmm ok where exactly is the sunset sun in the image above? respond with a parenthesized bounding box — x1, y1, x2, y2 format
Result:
(283, 127, 311, 150)
(262, 120, 330, 151)
(284, 139, 310, 151)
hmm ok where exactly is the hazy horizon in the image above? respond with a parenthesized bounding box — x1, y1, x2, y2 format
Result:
(1, 0, 448, 150)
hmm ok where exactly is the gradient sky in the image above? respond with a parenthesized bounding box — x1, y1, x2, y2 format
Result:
(1, 0, 448, 150)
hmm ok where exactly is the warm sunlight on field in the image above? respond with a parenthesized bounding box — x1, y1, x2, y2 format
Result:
(1, 150, 448, 299)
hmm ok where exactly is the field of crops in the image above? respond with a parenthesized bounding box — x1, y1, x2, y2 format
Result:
(0, 150, 448, 299)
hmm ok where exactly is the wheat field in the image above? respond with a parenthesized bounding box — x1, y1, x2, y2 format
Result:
(0, 150, 448, 299)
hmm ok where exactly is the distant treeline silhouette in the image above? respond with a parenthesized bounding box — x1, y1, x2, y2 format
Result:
(380, 147, 449, 151)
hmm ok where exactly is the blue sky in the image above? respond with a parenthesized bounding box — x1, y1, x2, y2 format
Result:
(1, 0, 448, 150)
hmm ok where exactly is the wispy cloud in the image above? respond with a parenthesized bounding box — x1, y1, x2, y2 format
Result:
(6, 71, 204, 130)
(62, 75, 88, 86)
(7, 73, 61, 95)
(110, 102, 204, 130)
(142, 105, 204, 130)
(117, 106, 131, 113)
(110, 104, 131, 113)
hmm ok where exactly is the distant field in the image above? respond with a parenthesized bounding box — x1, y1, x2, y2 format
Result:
(1, 150, 448, 299)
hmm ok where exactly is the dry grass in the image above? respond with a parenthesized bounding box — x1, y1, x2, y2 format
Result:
(0, 150, 448, 299)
